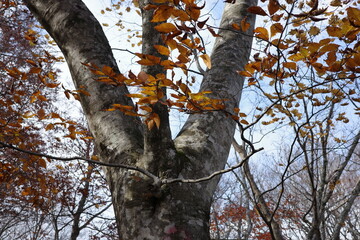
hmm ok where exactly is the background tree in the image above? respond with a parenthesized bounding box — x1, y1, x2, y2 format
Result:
(0, 2, 60, 238)
(211, 0, 360, 239)
(0, 2, 116, 239)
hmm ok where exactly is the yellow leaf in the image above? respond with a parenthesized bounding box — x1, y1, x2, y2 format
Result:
(140, 105, 153, 113)
(270, 23, 283, 37)
(55, 165, 64, 170)
(127, 94, 143, 98)
(320, 43, 339, 52)
(160, 79, 174, 87)
(232, 23, 241, 30)
(309, 26, 320, 36)
(154, 45, 170, 56)
(283, 62, 297, 70)
(37, 108, 46, 119)
(113, 104, 133, 110)
(327, 26, 342, 37)
(200, 54, 211, 69)
(330, 0, 342, 6)
(288, 53, 305, 62)
(254, 27, 269, 41)
(23, 111, 35, 119)
(102, 65, 114, 76)
(152, 5, 173, 22)
(154, 23, 177, 33)
(177, 54, 190, 63)
(179, 83, 191, 94)
(237, 70, 252, 77)
(186, 5, 200, 21)
(347, 7, 360, 26)
(172, 9, 190, 21)
(138, 59, 156, 66)
(232, 115, 240, 121)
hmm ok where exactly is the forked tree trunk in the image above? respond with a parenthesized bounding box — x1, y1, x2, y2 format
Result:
(24, 0, 256, 238)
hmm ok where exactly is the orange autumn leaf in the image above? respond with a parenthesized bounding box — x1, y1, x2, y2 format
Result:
(154, 23, 177, 33)
(29, 67, 42, 74)
(270, 23, 283, 37)
(268, 0, 280, 15)
(237, 70, 252, 77)
(283, 62, 297, 70)
(154, 45, 170, 56)
(254, 27, 269, 40)
(153, 112, 160, 129)
(232, 23, 241, 30)
(347, 7, 360, 27)
(151, 5, 173, 22)
(241, 17, 251, 32)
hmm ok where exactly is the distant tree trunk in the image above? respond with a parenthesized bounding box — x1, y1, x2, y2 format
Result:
(24, 0, 257, 238)
(233, 140, 285, 240)
(69, 167, 92, 240)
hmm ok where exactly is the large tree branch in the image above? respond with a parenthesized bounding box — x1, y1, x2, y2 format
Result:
(23, 0, 144, 166)
(137, 0, 176, 177)
(175, 0, 257, 178)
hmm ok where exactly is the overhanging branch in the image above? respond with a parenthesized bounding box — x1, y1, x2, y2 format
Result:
(0, 141, 159, 183)
(0, 140, 263, 186)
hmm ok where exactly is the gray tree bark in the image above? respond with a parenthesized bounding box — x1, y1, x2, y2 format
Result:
(23, 0, 257, 239)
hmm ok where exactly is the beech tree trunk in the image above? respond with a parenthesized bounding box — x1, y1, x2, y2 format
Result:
(24, 0, 256, 239)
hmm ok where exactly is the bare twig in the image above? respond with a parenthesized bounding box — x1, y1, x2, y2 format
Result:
(0, 141, 160, 184)
(162, 147, 263, 184)
(0, 140, 263, 186)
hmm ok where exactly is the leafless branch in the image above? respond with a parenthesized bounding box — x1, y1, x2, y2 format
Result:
(162, 147, 263, 184)
(0, 141, 159, 183)
(0, 140, 263, 186)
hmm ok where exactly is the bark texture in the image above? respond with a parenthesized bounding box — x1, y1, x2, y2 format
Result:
(24, 0, 257, 239)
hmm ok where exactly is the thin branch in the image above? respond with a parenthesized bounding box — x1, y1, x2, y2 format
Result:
(111, 48, 136, 55)
(188, 32, 205, 74)
(162, 147, 263, 184)
(0, 140, 263, 185)
(0, 141, 160, 184)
